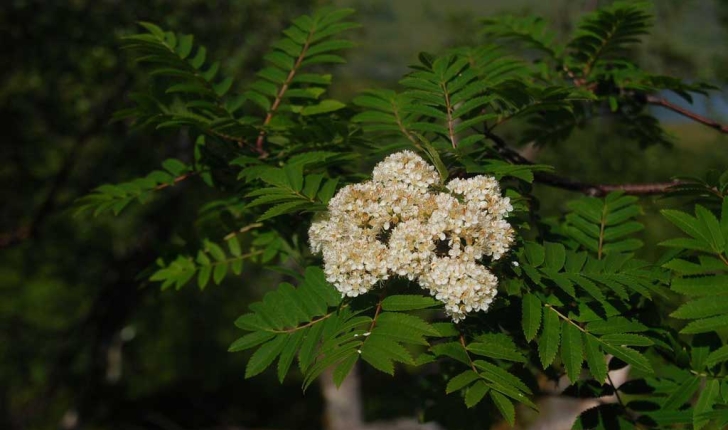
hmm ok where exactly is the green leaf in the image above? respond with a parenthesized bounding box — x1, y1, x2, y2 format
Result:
(360, 336, 411, 375)
(583, 333, 607, 383)
(228, 331, 277, 352)
(227, 236, 242, 257)
(539, 309, 561, 368)
(333, 353, 359, 387)
(214, 77, 234, 96)
(586, 317, 648, 335)
(661, 377, 701, 410)
(670, 296, 728, 319)
(197, 265, 211, 290)
(277, 330, 306, 383)
(381, 295, 439, 311)
(206, 241, 226, 261)
(544, 242, 566, 270)
(298, 320, 326, 372)
(446, 370, 479, 394)
(300, 99, 347, 116)
(561, 321, 583, 383)
(474, 360, 531, 395)
(600, 344, 653, 374)
(681, 314, 728, 334)
(213, 263, 228, 285)
(490, 391, 515, 425)
(671, 275, 728, 297)
(522, 294, 542, 342)
(465, 381, 490, 408)
(257, 201, 310, 221)
(695, 205, 726, 250)
(245, 335, 287, 378)
(524, 242, 545, 267)
(468, 342, 526, 362)
(662, 209, 710, 243)
(694, 379, 720, 430)
(705, 345, 728, 367)
(376, 312, 439, 337)
(431, 342, 470, 365)
(600, 333, 654, 347)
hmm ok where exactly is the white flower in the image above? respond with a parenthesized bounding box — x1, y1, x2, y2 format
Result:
(308, 151, 515, 321)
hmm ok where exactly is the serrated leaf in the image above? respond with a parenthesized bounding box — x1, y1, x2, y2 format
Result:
(583, 334, 607, 383)
(228, 331, 277, 352)
(681, 314, 728, 334)
(539, 309, 561, 368)
(333, 353, 359, 387)
(600, 333, 654, 347)
(376, 312, 439, 337)
(446, 370, 479, 394)
(600, 344, 653, 374)
(431, 342, 470, 365)
(468, 342, 526, 362)
(490, 391, 515, 425)
(245, 335, 287, 378)
(301, 99, 346, 116)
(671, 296, 728, 319)
(298, 320, 325, 372)
(586, 317, 648, 335)
(257, 201, 310, 221)
(561, 321, 583, 383)
(705, 345, 728, 367)
(465, 381, 490, 408)
(522, 294, 542, 342)
(473, 360, 531, 395)
(661, 377, 701, 410)
(694, 379, 720, 430)
(277, 330, 306, 383)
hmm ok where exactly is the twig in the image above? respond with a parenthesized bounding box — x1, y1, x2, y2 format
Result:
(483, 130, 683, 196)
(254, 27, 314, 154)
(153, 172, 198, 190)
(645, 95, 728, 134)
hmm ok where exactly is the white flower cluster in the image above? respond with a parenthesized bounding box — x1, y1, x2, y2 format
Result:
(309, 151, 514, 322)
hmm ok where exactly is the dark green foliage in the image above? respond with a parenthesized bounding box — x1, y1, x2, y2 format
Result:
(68, 2, 728, 429)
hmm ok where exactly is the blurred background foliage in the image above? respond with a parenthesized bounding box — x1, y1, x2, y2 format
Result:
(0, 0, 726, 429)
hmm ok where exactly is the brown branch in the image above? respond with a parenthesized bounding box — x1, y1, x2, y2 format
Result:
(209, 129, 248, 146)
(254, 28, 314, 154)
(153, 172, 198, 190)
(483, 130, 683, 196)
(645, 95, 728, 134)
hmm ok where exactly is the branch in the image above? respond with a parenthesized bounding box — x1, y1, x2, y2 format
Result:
(254, 27, 314, 154)
(153, 172, 198, 191)
(645, 95, 728, 134)
(483, 130, 682, 196)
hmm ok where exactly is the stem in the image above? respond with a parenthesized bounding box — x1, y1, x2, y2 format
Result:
(207, 250, 263, 267)
(483, 130, 684, 196)
(646, 95, 728, 134)
(459, 334, 479, 373)
(154, 172, 198, 190)
(255, 27, 315, 153)
(271, 311, 336, 334)
(441, 82, 457, 148)
(598, 204, 607, 260)
(223, 223, 264, 241)
(607, 372, 627, 410)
